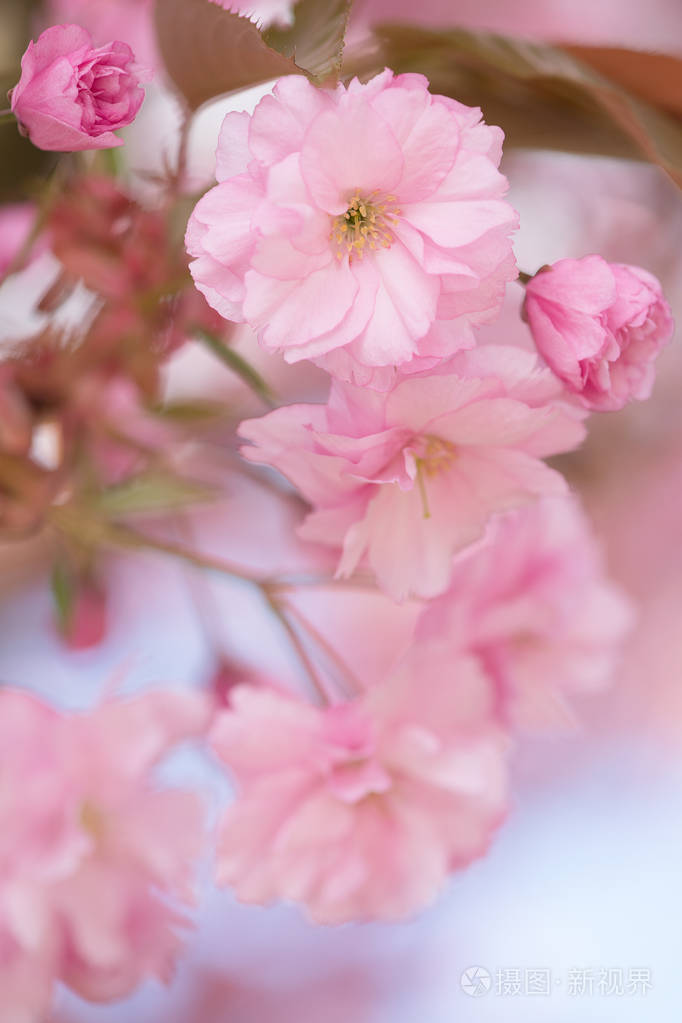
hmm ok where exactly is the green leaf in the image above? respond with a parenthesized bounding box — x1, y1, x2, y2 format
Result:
(363, 25, 682, 189)
(95, 471, 214, 518)
(264, 0, 352, 84)
(195, 328, 275, 406)
(153, 0, 300, 111)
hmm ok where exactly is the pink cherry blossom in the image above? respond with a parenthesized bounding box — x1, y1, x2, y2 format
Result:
(10, 24, 147, 152)
(186, 71, 518, 387)
(210, 643, 508, 923)
(524, 255, 674, 411)
(417, 496, 634, 729)
(239, 346, 586, 600)
(0, 687, 209, 1012)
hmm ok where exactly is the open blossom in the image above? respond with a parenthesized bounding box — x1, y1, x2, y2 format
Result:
(524, 256, 674, 411)
(210, 644, 508, 923)
(417, 496, 634, 730)
(186, 71, 518, 387)
(239, 346, 586, 600)
(0, 687, 208, 1015)
(10, 24, 147, 152)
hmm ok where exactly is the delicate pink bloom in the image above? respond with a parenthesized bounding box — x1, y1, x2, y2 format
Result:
(524, 256, 674, 411)
(10, 24, 147, 152)
(210, 644, 508, 923)
(239, 346, 586, 600)
(418, 496, 634, 729)
(0, 687, 208, 1008)
(186, 71, 518, 387)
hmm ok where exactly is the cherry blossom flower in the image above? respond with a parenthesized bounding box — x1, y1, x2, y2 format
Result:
(10, 25, 147, 152)
(186, 71, 518, 387)
(239, 346, 586, 600)
(0, 687, 209, 1011)
(210, 644, 508, 923)
(524, 256, 674, 411)
(417, 496, 634, 729)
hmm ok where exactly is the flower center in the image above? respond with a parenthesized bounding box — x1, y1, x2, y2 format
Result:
(331, 191, 401, 262)
(80, 799, 106, 839)
(416, 435, 457, 476)
(412, 435, 457, 519)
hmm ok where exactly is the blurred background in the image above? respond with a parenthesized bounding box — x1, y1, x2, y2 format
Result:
(1, 1, 681, 1020)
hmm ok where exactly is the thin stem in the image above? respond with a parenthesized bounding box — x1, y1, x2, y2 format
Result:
(169, 106, 192, 196)
(0, 108, 14, 120)
(263, 591, 332, 705)
(116, 526, 268, 584)
(194, 327, 276, 407)
(282, 599, 364, 696)
(268, 573, 380, 593)
(0, 159, 66, 287)
(49, 506, 266, 584)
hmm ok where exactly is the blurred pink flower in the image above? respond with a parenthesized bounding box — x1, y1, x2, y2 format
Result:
(0, 687, 208, 1010)
(239, 346, 586, 600)
(417, 496, 634, 730)
(10, 24, 147, 152)
(0, 924, 56, 1023)
(210, 644, 508, 923)
(186, 71, 518, 387)
(524, 256, 674, 411)
(0, 203, 48, 279)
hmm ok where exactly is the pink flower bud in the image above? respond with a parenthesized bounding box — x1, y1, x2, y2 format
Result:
(524, 255, 674, 412)
(54, 578, 108, 651)
(10, 24, 147, 152)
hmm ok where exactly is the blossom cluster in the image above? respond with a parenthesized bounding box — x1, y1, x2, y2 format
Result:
(0, 13, 675, 1021)
(189, 69, 666, 923)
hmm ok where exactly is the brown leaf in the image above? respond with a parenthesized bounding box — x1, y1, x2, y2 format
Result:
(562, 46, 682, 118)
(264, 0, 352, 84)
(153, 0, 300, 111)
(360, 25, 682, 190)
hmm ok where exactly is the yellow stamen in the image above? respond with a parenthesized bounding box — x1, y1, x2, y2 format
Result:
(330, 189, 401, 263)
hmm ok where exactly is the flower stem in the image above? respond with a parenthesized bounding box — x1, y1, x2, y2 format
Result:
(262, 591, 333, 705)
(281, 599, 364, 696)
(517, 270, 533, 285)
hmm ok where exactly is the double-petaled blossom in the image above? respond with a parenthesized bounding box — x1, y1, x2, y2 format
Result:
(10, 25, 147, 152)
(0, 687, 209, 1017)
(186, 70, 518, 388)
(210, 643, 508, 923)
(417, 496, 634, 730)
(524, 256, 674, 411)
(239, 346, 586, 600)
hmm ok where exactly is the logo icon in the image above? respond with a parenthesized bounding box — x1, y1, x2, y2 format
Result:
(460, 966, 492, 997)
